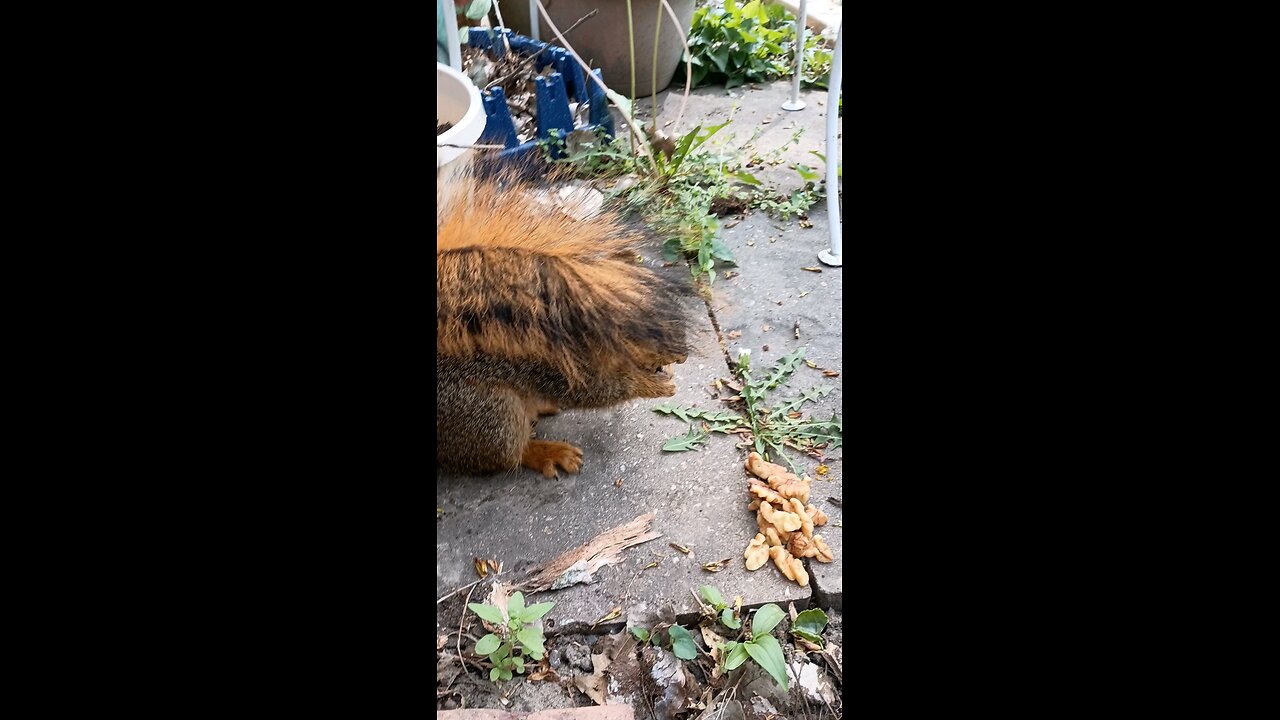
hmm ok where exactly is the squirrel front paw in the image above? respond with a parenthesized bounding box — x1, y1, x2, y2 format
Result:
(521, 440, 584, 478)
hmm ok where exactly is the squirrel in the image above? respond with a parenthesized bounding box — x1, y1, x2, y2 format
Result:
(437, 161, 690, 478)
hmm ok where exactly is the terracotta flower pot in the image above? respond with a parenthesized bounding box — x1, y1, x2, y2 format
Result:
(497, 0, 696, 98)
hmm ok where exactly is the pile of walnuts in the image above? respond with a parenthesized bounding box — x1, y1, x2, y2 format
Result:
(741, 452, 833, 586)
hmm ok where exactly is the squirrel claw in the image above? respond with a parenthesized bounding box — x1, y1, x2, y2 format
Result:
(522, 440, 584, 478)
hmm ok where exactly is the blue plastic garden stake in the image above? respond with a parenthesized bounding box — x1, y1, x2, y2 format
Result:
(587, 69, 613, 138)
(535, 73, 574, 159)
(468, 27, 513, 59)
(480, 87, 519, 148)
(550, 48, 586, 104)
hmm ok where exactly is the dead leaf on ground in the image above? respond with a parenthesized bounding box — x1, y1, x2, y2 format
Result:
(828, 496, 842, 507)
(801, 267, 823, 272)
(436, 634, 448, 650)
(647, 647, 692, 720)
(762, 324, 772, 332)
(615, 477, 624, 487)
(474, 557, 494, 578)
(574, 668, 607, 705)
(726, 331, 742, 341)
(700, 626, 723, 657)
(799, 219, 813, 228)
(805, 359, 818, 368)
(670, 542, 690, 554)
(701, 558, 733, 573)
(793, 321, 801, 339)
(823, 370, 840, 377)
(796, 637, 823, 652)
(816, 464, 830, 475)
(593, 606, 622, 627)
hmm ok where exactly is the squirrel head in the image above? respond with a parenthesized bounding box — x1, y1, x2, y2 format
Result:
(624, 350, 688, 398)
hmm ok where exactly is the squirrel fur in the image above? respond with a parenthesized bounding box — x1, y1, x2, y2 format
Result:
(437, 162, 689, 477)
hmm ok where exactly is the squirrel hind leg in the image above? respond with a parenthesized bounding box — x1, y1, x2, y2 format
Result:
(437, 382, 532, 475)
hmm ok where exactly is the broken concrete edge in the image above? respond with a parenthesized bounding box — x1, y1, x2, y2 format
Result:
(438, 707, 634, 720)
(546, 596, 814, 637)
(809, 571, 842, 611)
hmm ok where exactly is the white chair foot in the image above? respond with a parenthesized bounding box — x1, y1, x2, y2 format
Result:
(782, 99, 807, 111)
(818, 249, 842, 267)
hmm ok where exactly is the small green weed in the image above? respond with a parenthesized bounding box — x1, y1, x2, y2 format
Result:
(790, 607, 830, 647)
(719, 602, 790, 689)
(468, 592, 555, 683)
(654, 347, 841, 474)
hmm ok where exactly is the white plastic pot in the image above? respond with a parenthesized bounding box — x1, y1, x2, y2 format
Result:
(437, 62, 486, 169)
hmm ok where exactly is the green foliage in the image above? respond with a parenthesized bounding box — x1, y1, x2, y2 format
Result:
(468, 592, 555, 684)
(629, 626, 651, 644)
(662, 425, 709, 452)
(744, 634, 788, 688)
(557, 123, 739, 286)
(680, 0, 835, 89)
(751, 603, 786, 635)
(791, 608, 829, 647)
(668, 624, 699, 660)
(700, 584, 727, 609)
(715, 603, 789, 689)
(700, 584, 743, 629)
(655, 347, 841, 474)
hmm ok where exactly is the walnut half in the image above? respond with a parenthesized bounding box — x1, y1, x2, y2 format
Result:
(744, 533, 769, 570)
(758, 500, 802, 533)
(768, 545, 809, 586)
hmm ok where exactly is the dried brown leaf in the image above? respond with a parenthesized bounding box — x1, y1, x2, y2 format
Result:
(702, 558, 733, 573)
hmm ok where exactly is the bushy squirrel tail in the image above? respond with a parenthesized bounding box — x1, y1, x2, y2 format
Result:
(437, 163, 689, 386)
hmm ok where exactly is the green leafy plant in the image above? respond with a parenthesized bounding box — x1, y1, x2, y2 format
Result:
(654, 347, 842, 473)
(628, 625, 653, 644)
(790, 608, 829, 647)
(668, 624, 699, 660)
(680, 0, 834, 89)
(468, 592, 555, 683)
(718, 603, 789, 689)
(699, 584, 742, 629)
(558, 122, 740, 285)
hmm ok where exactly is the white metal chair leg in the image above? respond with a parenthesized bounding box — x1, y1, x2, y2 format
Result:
(782, 0, 808, 111)
(444, 0, 463, 70)
(818, 20, 842, 267)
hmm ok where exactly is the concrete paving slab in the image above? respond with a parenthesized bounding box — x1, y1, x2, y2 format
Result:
(710, 206, 845, 609)
(637, 79, 846, 608)
(436, 266, 812, 634)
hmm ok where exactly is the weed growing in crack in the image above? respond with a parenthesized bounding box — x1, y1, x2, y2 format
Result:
(468, 592, 555, 683)
(653, 347, 841, 473)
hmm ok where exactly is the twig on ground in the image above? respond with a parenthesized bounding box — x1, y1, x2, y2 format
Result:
(437, 576, 486, 605)
(447, 580, 483, 692)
